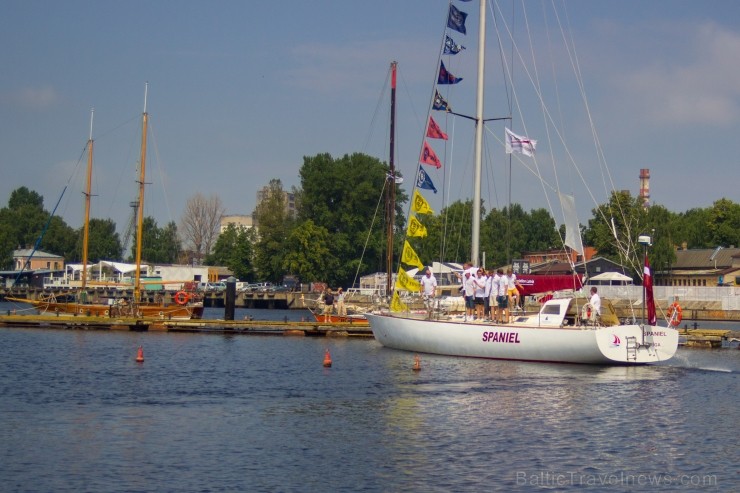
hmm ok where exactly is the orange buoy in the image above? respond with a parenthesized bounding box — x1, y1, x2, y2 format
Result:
(135, 346, 144, 363)
(413, 354, 421, 372)
(323, 349, 332, 367)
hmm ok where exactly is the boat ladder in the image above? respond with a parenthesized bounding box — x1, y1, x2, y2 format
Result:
(626, 336, 638, 361)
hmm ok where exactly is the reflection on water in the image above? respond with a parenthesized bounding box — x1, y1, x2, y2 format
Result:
(0, 320, 737, 491)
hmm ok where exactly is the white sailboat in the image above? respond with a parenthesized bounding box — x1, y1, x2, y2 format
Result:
(367, 0, 678, 365)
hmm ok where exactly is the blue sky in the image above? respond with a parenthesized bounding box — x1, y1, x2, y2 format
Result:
(2, 0, 739, 236)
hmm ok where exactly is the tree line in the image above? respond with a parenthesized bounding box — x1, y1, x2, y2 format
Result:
(2, 153, 739, 288)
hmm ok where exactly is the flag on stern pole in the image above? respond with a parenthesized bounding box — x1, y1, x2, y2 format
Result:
(426, 116, 448, 140)
(644, 254, 657, 325)
(444, 35, 465, 55)
(407, 215, 428, 238)
(447, 4, 468, 34)
(505, 127, 537, 157)
(412, 189, 434, 215)
(420, 141, 442, 168)
(433, 90, 449, 111)
(438, 61, 463, 84)
(416, 168, 438, 194)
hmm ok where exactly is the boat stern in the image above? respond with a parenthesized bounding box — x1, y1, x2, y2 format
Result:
(595, 325, 679, 363)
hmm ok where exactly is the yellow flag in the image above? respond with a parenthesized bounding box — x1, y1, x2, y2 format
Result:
(407, 215, 428, 238)
(396, 266, 421, 292)
(390, 291, 408, 312)
(412, 189, 434, 215)
(401, 241, 424, 270)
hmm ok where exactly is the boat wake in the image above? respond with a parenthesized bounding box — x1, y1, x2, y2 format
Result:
(666, 353, 736, 373)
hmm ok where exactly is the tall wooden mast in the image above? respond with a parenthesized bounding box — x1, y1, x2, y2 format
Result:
(81, 109, 94, 290)
(134, 84, 149, 304)
(386, 61, 397, 297)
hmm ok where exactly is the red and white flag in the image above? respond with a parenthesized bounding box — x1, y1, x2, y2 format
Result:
(426, 116, 448, 140)
(644, 253, 657, 325)
(505, 127, 537, 157)
(419, 141, 442, 168)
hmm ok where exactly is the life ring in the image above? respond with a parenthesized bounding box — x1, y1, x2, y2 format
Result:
(667, 302, 683, 326)
(104, 309, 109, 316)
(174, 291, 189, 305)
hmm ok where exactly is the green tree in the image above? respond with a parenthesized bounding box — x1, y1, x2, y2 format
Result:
(254, 179, 294, 282)
(8, 187, 44, 210)
(706, 198, 740, 247)
(206, 223, 256, 280)
(675, 208, 711, 249)
(77, 218, 123, 262)
(296, 153, 406, 286)
(0, 187, 76, 266)
(523, 208, 561, 253)
(584, 191, 646, 264)
(131, 217, 181, 264)
(281, 219, 335, 283)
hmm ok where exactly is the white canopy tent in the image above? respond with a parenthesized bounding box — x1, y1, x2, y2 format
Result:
(587, 272, 633, 285)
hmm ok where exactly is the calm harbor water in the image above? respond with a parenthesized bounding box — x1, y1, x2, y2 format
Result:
(0, 305, 737, 492)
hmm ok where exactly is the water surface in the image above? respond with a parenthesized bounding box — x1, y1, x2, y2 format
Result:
(0, 306, 737, 492)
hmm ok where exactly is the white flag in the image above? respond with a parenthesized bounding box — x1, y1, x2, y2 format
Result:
(505, 128, 537, 157)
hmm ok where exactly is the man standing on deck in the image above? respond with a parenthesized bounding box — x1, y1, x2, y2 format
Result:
(420, 268, 438, 319)
(589, 287, 601, 322)
(496, 268, 509, 323)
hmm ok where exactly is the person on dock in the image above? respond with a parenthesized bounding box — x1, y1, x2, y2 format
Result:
(336, 288, 346, 316)
(322, 288, 335, 319)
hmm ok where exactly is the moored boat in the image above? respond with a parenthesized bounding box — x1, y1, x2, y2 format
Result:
(8, 85, 203, 320)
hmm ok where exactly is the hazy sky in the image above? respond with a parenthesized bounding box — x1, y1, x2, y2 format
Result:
(2, 0, 739, 236)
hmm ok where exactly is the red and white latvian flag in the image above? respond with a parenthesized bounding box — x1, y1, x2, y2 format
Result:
(505, 127, 537, 157)
(644, 253, 657, 325)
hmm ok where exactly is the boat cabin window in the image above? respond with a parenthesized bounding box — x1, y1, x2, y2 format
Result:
(541, 304, 561, 315)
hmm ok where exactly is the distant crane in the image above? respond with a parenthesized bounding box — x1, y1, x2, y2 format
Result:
(121, 200, 139, 258)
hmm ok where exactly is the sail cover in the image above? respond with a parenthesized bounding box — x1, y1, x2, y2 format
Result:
(559, 192, 584, 255)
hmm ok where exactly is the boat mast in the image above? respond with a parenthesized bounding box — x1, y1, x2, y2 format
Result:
(81, 108, 94, 290)
(471, 0, 486, 265)
(134, 83, 149, 304)
(386, 61, 397, 297)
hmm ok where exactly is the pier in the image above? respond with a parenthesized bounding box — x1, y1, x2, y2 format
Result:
(0, 313, 374, 338)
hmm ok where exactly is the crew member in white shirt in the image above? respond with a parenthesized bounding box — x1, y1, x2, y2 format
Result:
(420, 268, 438, 319)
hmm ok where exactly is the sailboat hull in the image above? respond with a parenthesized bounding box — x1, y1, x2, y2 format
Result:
(6, 297, 204, 320)
(367, 313, 678, 365)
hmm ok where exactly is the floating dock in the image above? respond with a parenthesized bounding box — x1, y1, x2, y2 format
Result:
(0, 314, 374, 338)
